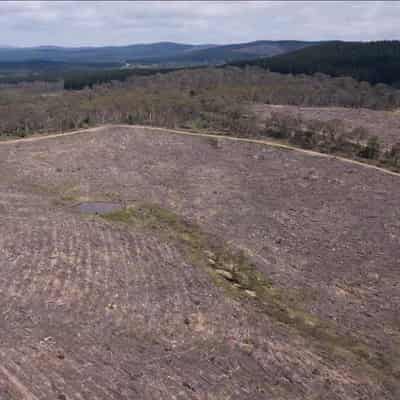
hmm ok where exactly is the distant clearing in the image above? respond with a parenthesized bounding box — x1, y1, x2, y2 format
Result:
(252, 103, 400, 148)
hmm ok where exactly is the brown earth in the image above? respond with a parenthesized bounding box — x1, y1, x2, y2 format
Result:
(251, 103, 400, 148)
(1, 125, 399, 399)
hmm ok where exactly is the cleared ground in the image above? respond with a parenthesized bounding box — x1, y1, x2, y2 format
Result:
(252, 104, 400, 148)
(1, 126, 400, 399)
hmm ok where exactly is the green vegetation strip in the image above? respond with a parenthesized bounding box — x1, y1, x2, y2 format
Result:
(102, 203, 400, 387)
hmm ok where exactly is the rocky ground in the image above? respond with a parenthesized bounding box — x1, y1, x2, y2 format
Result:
(0, 126, 399, 399)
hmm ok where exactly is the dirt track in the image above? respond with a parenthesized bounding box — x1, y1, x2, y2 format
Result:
(1, 125, 400, 399)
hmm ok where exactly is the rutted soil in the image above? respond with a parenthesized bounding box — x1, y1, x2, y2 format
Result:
(0, 126, 399, 399)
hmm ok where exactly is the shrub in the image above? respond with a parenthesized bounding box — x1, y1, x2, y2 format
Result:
(358, 136, 381, 160)
(383, 142, 400, 167)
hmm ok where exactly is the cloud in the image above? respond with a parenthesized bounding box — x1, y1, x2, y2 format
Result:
(0, 1, 399, 47)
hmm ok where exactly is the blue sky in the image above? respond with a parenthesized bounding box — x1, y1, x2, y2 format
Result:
(0, 1, 399, 47)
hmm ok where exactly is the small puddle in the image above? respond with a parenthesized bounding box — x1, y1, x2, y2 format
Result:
(76, 202, 122, 215)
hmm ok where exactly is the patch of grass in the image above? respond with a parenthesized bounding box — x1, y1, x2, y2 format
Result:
(50, 184, 121, 205)
(30, 181, 82, 202)
(101, 202, 400, 388)
(58, 184, 81, 202)
(61, 194, 80, 202)
(32, 152, 48, 162)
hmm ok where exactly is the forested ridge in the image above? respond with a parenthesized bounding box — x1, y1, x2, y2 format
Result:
(0, 62, 173, 89)
(236, 41, 400, 87)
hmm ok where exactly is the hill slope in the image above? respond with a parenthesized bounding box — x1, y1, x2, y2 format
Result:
(0, 42, 203, 63)
(236, 41, 400, 87)
(129, 40, 315, 66)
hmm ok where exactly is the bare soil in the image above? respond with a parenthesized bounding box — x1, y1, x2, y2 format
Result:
(1, 126, 399, 399)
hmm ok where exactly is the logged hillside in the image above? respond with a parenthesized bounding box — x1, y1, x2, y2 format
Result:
(251, 103, 400, 149)
(1, 44, 400, 398)
(237, 41, 400, 87)
(1, 125, 400, 399)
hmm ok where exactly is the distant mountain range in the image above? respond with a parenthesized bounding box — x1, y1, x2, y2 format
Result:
(3, 40, 399, 88)
(126, 40, 316, 66)
(0, 40, 315, 66)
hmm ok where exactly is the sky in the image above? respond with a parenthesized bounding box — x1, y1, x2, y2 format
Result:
(0, 1, 399, 47)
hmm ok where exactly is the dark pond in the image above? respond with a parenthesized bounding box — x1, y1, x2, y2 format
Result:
(77, 202, 122, 215)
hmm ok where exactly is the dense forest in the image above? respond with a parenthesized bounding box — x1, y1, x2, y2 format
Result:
(62, 67, 177, 90)
(236, 41, 400, 87)
(0, 63, 180, 89)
